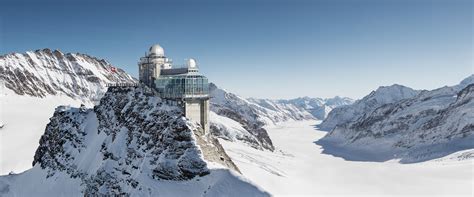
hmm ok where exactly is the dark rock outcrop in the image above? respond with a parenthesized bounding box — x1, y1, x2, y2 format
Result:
(33, 86, 213, 195)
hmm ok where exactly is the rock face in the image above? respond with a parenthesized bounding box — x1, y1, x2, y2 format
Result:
(0, 49, 135, 101)
(0, 86, 266, 196)
(209, 83, 277, 151)
(318, 75, 474, 163)
(35, 86, 209, 193)
(319, 84, 420, 131)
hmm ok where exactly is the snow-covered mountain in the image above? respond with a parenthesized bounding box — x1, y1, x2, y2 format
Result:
(0, 49, 134, 101)
(317, 75, 474, 163)
(250, 96, 354, 120)
(209, 84, 279, 151)
(0, 49, 351, 174)
(0, 86, 268, 196)
(319, 84, 420, 131)
(209, 83, 352, 151)
(0, 49, 135, 175)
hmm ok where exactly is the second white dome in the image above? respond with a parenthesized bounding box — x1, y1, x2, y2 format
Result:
(187, 58, 197, 68)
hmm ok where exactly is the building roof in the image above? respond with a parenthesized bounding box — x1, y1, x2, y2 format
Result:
(149, 44, 164, 56)
(160, 67, 189, 76)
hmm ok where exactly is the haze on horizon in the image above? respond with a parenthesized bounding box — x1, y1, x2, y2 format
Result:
(1, 0, 472, 100)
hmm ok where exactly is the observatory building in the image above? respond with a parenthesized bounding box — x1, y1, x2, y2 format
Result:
(138, 44, 210, 132)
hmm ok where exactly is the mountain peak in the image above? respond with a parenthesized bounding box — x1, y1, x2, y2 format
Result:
(375, 83, 413, 92)
(364, 84, 419, 104)
(0, 49, 135, 100)
(319, 83, 419, 131)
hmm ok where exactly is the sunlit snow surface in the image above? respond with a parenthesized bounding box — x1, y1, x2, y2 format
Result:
(220, 120, 474, 196)
(0, 89, 88, 175)
(0, 166, 268, 197)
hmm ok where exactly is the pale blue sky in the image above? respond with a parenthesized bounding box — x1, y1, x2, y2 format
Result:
(1, 0, 472, 99)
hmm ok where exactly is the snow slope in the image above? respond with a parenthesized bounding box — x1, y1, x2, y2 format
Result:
(220, 120, 473, 196)
(318, 75, 474, 163)
(0, 86, 268, 196)
(210, 83, 281, 151)
(319, 84, 420, 131)
(0, 88, 87, 175)
(0, 49, 135, 175)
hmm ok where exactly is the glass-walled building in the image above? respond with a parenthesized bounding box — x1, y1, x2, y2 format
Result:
(155, 74, 209, 99)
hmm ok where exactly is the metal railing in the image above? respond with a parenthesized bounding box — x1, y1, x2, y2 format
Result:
(106, 82, 139, 87)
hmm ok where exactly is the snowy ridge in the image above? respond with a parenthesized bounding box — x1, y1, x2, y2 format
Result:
(209, 83, 276, 151)
(250, 96, 354, 120)
(0, 86, 268, 196)
(0, 49, 135, 175)
(319, 84, 420, 131)
(0, 49, 135, 102)
(210, 84, 313, 126)
(209, 83, 352, 151)
(318, 75, 474, 163)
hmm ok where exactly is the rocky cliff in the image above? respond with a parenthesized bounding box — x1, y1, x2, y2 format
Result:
(0, 86, 266, 196)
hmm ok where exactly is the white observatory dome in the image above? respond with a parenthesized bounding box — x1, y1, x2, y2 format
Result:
(149, 44, 164, 56)
(187, 58, 197, 68)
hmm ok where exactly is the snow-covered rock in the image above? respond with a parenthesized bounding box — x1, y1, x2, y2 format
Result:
(0, 49, 245, 177)
(0, 48, 135, 102)
(319, 84, 420, 131)
(0, 86, 268, 196)
(318, 75, 474, 163)
(458, 74, 474, 89)
(0, 49, 135, 175)
(209, 83, 276, 151)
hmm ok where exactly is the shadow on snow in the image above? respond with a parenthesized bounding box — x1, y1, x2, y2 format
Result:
(313, 133, 474, 164)
(311, 123, 331, 132)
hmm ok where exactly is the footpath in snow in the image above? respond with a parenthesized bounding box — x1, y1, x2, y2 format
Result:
(220, 120, 474, 196)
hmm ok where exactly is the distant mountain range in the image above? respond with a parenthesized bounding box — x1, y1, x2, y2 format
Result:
(209, 83, 353, 151)
(249, 96, 354, 120)
(317, 75, 474, 163)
